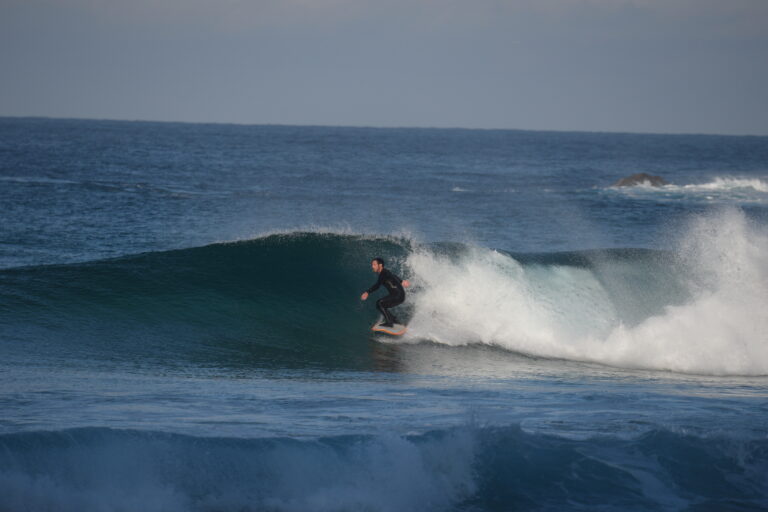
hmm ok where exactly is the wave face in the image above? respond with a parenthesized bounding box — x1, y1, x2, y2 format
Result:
(1, 426, 766, 512)
(0, 232, 410, 370)
(1, 210, 766, 376)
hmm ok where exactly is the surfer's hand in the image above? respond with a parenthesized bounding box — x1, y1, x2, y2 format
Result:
(402, 280, 411, 288)
(361, 292, 368, 300)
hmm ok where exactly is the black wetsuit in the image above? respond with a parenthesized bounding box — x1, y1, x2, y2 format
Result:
(367, 268, 405, 325)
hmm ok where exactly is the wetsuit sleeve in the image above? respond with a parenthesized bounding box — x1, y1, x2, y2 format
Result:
(367, 272, 384, 294)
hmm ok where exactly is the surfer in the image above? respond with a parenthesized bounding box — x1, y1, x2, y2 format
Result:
(360, 257, 410, 327)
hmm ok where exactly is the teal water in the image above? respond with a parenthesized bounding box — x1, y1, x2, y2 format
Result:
(1, 118, 768, 511)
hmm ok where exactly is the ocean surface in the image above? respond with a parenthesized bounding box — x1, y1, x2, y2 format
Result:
(1, 117, 768, 511)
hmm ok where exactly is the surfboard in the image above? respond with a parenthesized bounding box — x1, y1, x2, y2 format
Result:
(371, 322, 408, 336)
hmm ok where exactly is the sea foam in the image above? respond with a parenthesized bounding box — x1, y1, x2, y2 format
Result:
(405, 209, 768, 375)
(608, 176, 768, 204)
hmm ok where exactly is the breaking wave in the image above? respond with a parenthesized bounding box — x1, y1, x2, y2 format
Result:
(405, 209, 768, 375)
(607, 176, 768, 203)
(1, 211, 766, 375)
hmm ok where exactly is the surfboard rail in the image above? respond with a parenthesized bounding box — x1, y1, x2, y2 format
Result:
(371, 323, 408, 336)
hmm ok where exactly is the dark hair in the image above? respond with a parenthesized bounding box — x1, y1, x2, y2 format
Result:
(372, 257, 385, 266)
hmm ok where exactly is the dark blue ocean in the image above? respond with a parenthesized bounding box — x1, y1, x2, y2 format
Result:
(1, 117, 768, 511)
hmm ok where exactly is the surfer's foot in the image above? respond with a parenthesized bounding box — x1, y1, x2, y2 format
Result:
(379, 322, 394, 327)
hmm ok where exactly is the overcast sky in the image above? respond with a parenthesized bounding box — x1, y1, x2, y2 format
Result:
(1, 0, 767, 135)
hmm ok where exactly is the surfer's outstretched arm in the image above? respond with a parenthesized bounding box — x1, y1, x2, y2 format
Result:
(367, 274, 383, 294)
(363, 272, 384, 300)
(402, 280, 410, 288)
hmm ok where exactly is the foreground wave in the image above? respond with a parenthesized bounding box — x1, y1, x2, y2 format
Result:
(1, 425, 766, 512)
(1, 210, 766, 375)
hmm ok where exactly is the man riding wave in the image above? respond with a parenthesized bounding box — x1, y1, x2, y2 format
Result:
(360, 257, 410, 327)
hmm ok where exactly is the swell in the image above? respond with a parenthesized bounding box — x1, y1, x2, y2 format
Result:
(0, 425, 766, 512)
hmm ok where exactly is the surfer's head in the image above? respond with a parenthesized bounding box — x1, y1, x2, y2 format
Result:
(371, 257, 385, 273)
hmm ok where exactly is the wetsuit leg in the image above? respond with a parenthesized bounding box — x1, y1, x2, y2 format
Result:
(376, 294, 404, 325)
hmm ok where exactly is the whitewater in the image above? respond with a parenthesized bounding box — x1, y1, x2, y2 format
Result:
(404, 209, 768, 375)
(1, 118, 767, 511)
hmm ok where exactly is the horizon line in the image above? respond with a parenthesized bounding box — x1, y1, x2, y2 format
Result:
(2, 114, 766, 139)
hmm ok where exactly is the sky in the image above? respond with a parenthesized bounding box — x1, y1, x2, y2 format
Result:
(1, 0, 767, 135)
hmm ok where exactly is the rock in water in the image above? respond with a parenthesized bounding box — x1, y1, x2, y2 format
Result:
(613, 173, 669, 187)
